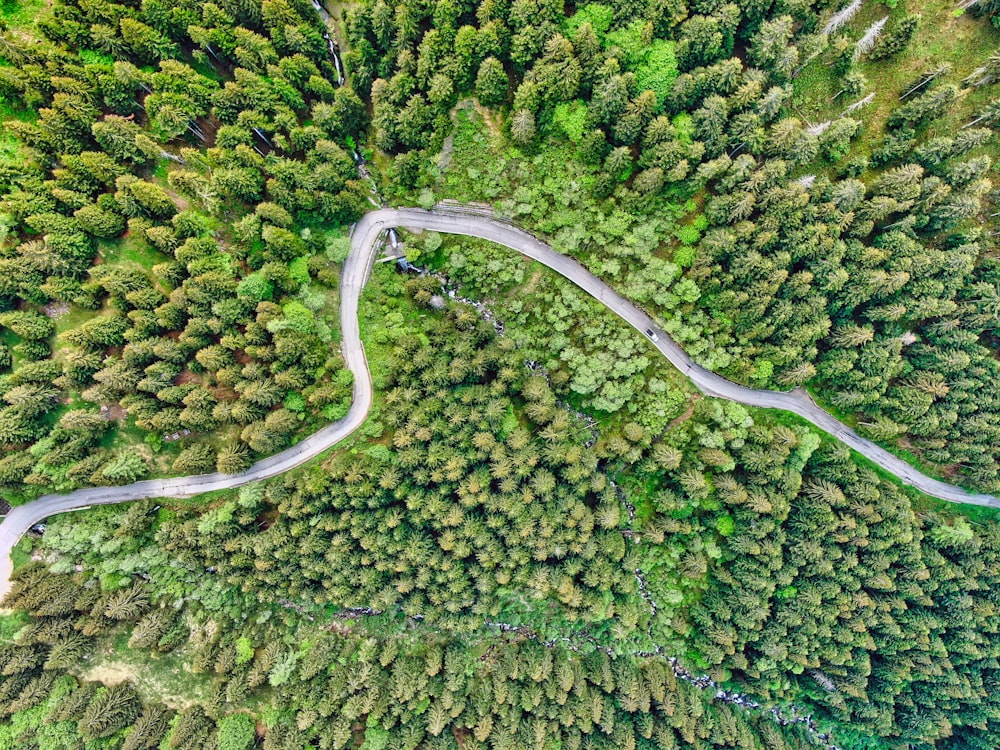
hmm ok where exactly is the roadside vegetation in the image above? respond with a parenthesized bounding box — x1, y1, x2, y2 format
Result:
(1, 0, 1000, 748)
(7, 281, 1000, 748)
(356, 0, 1000, 495)
(0, 0, 367, 503)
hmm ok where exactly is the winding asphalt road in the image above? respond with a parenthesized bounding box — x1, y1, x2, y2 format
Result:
(1, 205, 996, 598)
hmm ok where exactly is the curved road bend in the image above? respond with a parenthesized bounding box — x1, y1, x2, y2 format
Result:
(0, 206, 996, 598)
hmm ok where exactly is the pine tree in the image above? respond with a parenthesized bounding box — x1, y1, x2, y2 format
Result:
(122, 704, 173, 750)
(78, 683, 141, 740)
(869, 14, 920, 61)
(103, 582, 150, 621)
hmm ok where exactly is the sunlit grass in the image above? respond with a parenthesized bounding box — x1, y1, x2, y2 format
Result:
(0, 0, 47, 165)
(97, 234, 171, 273)
(793, 0, 999, 155)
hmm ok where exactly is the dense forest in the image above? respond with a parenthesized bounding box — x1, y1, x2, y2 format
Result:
(3, 279, 1000, 748)
(0, 286, 831, 750)
(0, 0, 368, 501)
(0, 0, 1000, 748)
(346, 0, 1000, 492)
(0, 566, 817, 750)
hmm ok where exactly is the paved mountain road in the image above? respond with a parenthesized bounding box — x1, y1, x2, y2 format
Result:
(0, 206, 995, 599)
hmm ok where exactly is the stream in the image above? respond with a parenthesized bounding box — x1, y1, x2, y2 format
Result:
(365, 258, 843, 750)
(311, 0, 346, 86)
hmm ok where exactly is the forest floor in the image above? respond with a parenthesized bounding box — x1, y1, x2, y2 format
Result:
(0, 0, 46, 164)
(792, 0, 997, 158)
(97, 234, 172, 274)
(78, 634, 211, 710)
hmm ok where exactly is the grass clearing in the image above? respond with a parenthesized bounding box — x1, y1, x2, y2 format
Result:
(793, 0, 999, 154)
(0, 0, 47, 165)
(78, 630, 212, 710)
(97, 233, 170, 274)
(359, 261, 430, 394)
(53, 305, 99, 337)
(0, 327, 18, 367)
(0, 95, 34, 167)
(0, 610, 29, 641)
(0, 0, 46, 31)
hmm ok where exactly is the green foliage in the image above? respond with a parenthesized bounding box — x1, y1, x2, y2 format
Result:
(237, 273, 274, 303)
(235, 638, 254, 665)
(283, 392, 306, 412)
(216, 714, 254, 750)
(325, 235, 351, 263)
(0, 611, 29, 642)
(288, 256, 310, 286)
(0, 311, 54, 340)
(552, 101, 588, 142)
(267, 651, 297, 686)
(266, 301, 315, 335)
(564, 4, 614, 38)
(95, 451, 147, 485)
(632, 41, 678, 107)
(475, 57, 509, 108)
(196, 501, 236, 535)
(74, 204, 126, 238)
(675, 224, 701, 246)
(870, 14, 921, 61)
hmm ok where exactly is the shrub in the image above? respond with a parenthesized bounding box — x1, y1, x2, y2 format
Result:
(216, 713, 255, 750)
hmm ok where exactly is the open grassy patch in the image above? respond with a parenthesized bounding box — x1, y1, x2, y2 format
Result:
(0, 96, 34, 167)
(78, 630, 213, 710)
(793, 0, 999, 153)
(0, 610, 29, 640)
(97, 233, 171, 274)
(52, 305, 100, 337)
(9, 535, 33, 569)
(0, 326, 18, 367)
(359, 262, 431, 394)
(0, 0, 47, 165)
(0, 0, 46, 31)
